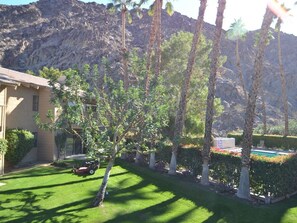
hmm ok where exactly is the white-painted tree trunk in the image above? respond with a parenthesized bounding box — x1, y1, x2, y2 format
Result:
(120, 152, 127, 160)
(201, 160, 209, 185)
(236, 166, 251, 200)
(168, 152, 177, 175)
(135, 148, 141, 164)
(93, 141, 118, 206)
(149, 152, 156, 169)
(92, 157, 114, 206)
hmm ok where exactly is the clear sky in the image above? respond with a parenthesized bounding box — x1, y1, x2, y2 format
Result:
(0, 0, 296, 36)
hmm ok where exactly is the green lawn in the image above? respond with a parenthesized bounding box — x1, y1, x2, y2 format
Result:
(0, 160, 297, 223)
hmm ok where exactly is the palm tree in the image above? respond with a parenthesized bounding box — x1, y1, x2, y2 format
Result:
(200, 0, 226, 185)
(145, 0, 173, 96)
(254, 29, 274, 135)
(276, 17, 289, 136)
(260, 88, 267, 134)
(154, 0, 162, 78)
(145, 1, 158, 96)
(236, 6, 274, 200)
(226, 18, 248, 101)
(168, 0, 208, 175)
(107, 0, 135, 90)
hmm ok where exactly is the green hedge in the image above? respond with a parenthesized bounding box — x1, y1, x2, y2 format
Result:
(178, 147, 202, 176)
(250, 154, 297, 197)
(227, 133, 297, 150)
(5, 129, 34, 165)
(0, 138, 8, 154)
(156, 145, 297, 198)
(179, 136, 204, 147)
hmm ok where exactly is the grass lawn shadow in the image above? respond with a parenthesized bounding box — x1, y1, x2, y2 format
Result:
(1, 159, 297, 223)
(110, 160, 297, 223)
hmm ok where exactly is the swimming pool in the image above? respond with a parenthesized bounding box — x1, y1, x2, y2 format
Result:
(251, 149, 289, 158)
(220, 147, 292, 158)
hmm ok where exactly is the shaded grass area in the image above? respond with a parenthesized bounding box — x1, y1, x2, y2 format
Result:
(0, 160, 296, 223)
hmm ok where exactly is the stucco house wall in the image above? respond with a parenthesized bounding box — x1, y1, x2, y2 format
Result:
(0, 67, 59, 173)
(6, 86, 39, 132)
(37, 88, 58, 161)
(0, 86, 7, 175)
(5, 81, 58, 163)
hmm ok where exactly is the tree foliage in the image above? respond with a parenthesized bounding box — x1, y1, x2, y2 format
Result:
(36, 64, 170, 205)
(161, 31, 223, 136)
(0, 138, 8, 155)
(226, 18, 247, 41)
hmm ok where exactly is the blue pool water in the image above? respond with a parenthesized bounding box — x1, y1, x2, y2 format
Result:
(251, 150, 287, 158)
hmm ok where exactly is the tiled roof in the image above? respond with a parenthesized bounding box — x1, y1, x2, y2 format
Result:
(0, 67, 49, 88)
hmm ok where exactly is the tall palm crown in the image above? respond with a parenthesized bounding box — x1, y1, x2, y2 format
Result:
(226, 18, 248, 101)
(226, 18, 247, 41)
(107, 0, 142, 90)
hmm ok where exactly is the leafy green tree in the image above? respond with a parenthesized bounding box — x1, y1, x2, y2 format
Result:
(160, 31, 223, 173)
(36, 65, 169, 206)
(26, 67, 63, 79)
(161, 31, 212, 120)
(39, 67, 63, 79)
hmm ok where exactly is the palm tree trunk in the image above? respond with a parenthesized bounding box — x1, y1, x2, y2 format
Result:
(149, 151, 156, 169)
(201, 0, 226, 185)
(154, 0, 162, 79)
(149, 140, 156, 169)
(145, 2, 158, 96)
(276, 19, 289, 136)
(260, 88, 267, 134)
(168, 0, 207, 175)
(236, 39, 247, 101)
(237, 6, 274, 200)
(135, 131, 143, 164)
(121, 6, 129, 90)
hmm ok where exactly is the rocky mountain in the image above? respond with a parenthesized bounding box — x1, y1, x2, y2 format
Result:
(0, 0, 123, 71)
(0, 0, 296, 135)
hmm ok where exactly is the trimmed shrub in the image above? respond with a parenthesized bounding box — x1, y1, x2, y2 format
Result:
(227, 133, 297, 150)
(209, 148, 297, 198)
(210, 148, 241, 186)
(178, 147, 202, 176)
(5, 129, 34, 165)
(180, 136, 204, 147)
(156, 144, 297, 199)
(250, 154, 297, 197)
(0, 138, 8, 154)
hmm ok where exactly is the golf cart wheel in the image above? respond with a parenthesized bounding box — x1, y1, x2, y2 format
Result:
(89, 169, 95, 175)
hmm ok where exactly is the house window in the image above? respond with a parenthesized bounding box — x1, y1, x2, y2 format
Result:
(32, 132, 38, 147)
(33, 95, 39, 111)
